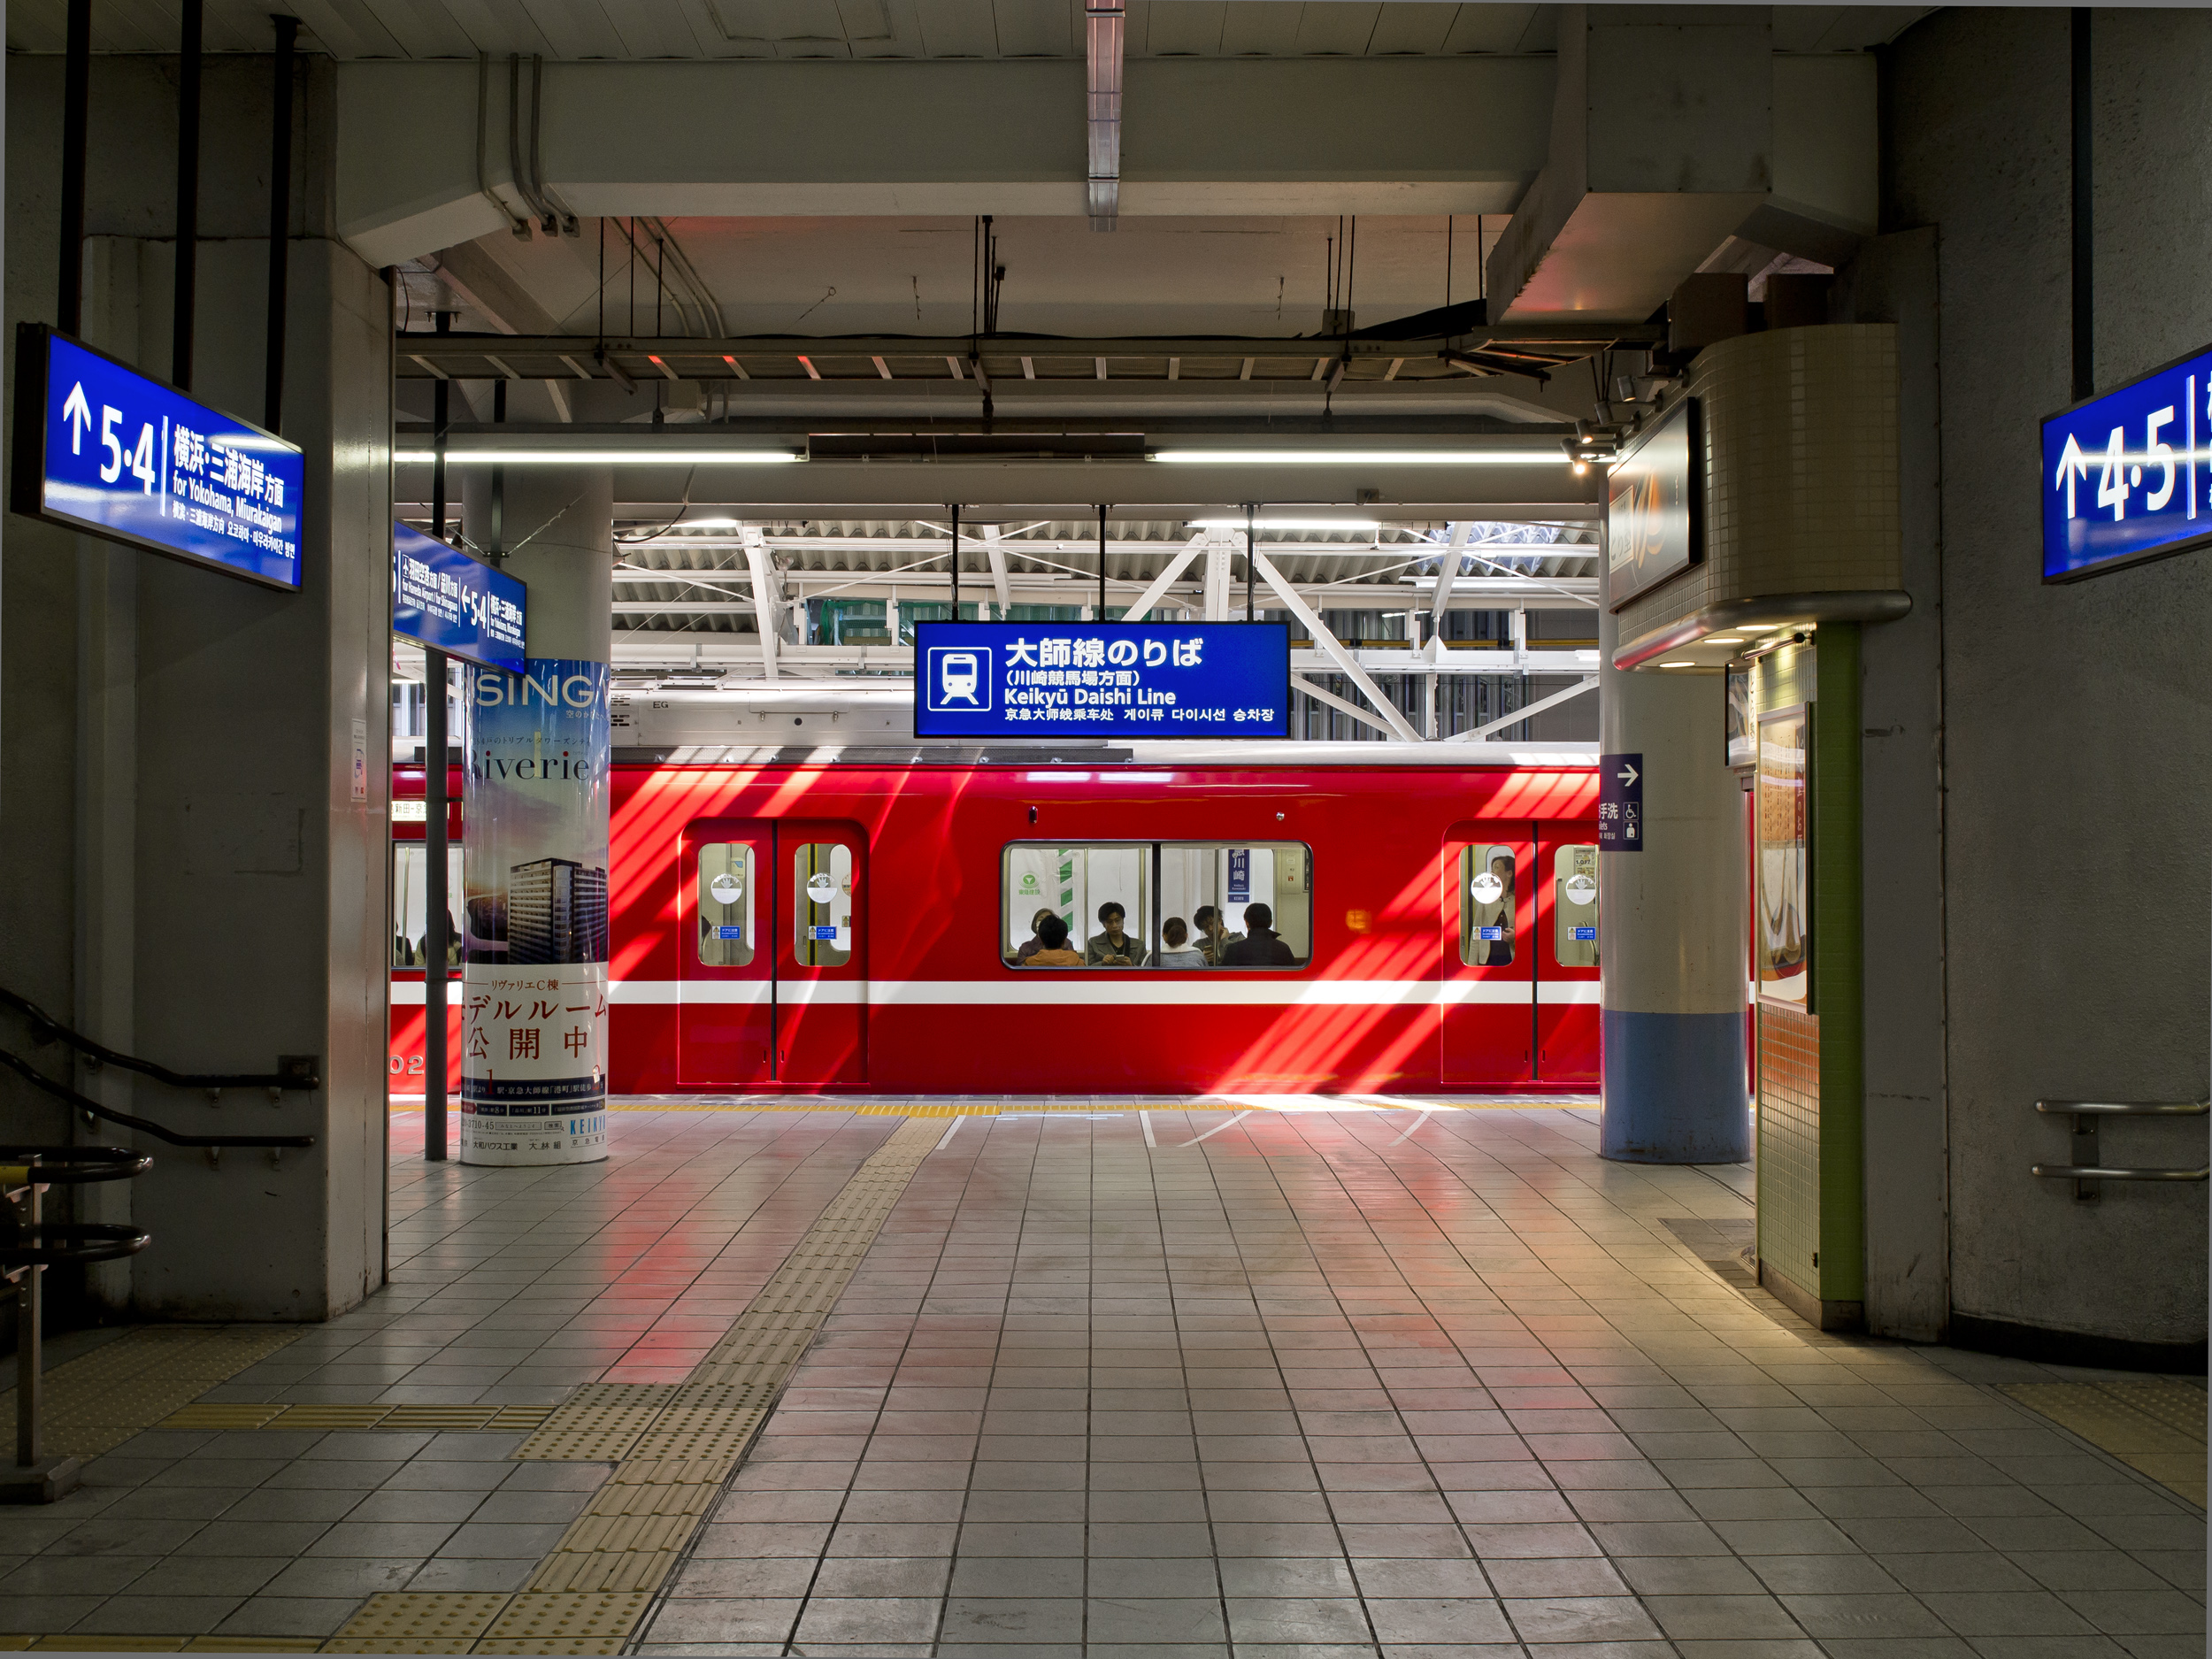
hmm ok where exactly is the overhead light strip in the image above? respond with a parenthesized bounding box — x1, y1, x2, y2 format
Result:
(394, 449, 802, 465)
(1155, 450, 1575, 466)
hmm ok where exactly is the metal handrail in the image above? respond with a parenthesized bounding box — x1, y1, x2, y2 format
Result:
(2037, 1100, 2210, 1117)
(2033, 1099, 2208, 1198)
(0, 1049, 314, 1151)
(0, 984, 319, 1094)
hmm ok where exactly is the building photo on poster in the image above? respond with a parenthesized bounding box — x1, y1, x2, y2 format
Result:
(1757, 707, 1812, 1009)
(1606, 395, 1701, 608)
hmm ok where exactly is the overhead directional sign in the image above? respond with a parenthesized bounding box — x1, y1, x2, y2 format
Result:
(2043, 344, 2212, 581)
(912, 621, 1291, 739)
(393, 521, 528, 672)
(11, 325, 305, 590)
(1598, 752, 1643, 851)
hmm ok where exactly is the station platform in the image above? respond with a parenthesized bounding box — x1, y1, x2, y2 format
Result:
(0, 1101, 2200, 1656)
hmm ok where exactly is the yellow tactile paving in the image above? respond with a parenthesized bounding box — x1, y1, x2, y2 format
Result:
(2004, 1378, 2209, 1505)
(0, 1325, 302, 1461)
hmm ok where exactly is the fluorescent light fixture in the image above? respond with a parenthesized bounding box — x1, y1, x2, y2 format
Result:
(1154, 449, 1574, 466)
(1705, 636, 1744, 645)
(1658, 659, 1697, 667)
(1187, 517, 1380, 531)
(1735, 624, 1779, 633)
(395, 449, 802, 465)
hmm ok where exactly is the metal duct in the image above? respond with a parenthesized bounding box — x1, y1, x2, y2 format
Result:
(1086, 0, 1124, 231)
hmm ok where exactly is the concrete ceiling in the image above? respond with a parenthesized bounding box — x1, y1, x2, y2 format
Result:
(6, 1, 1930, 61)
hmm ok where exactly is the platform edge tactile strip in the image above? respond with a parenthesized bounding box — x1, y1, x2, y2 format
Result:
(503, 1118, 946, 1632)
(324, 1592, 511, 1646)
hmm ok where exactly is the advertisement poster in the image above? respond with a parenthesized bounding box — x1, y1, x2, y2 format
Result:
(1756, 708, 1811, 1008)
(1606, 396, 1701, 609)
(460, 659, 611, 1164)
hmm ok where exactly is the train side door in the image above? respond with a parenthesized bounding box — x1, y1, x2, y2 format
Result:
(679, 822, 773, 1087)
(1440, 831, 1535, 1085)
(775, 822, 866, 1087)
(1535, 830, 1601, 1081)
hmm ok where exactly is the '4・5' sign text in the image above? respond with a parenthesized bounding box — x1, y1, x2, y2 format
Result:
(2042, 345, 2212, 582)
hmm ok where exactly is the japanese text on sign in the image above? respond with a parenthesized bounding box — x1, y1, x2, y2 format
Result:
(392, 521, 528, 672)
(1598, 753, 1643, 852)
(12, 326, 304, 590)
(913, 622, 1291, 739)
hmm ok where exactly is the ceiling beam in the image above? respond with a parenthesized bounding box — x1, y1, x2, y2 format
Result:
(1087, 0, 1125, 230)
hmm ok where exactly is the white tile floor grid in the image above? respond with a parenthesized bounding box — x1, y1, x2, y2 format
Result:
(0, 1103, 2192, 1657)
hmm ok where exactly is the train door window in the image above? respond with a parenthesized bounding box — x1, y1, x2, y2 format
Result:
(697, 843, 757, 967)
(1001, 844, 1150, 967)
(1554, 844, 1598, 966)
(793, 842, 854, 966)
(391, 844, 464, 968)
(1460, 844, 1517, 965)
(1157, 842, 1311, 968)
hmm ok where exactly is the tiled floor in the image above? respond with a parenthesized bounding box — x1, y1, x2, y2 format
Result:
(0, 1102, 2200, 1656)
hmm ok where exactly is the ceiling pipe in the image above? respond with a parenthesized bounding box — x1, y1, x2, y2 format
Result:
(1086, 0, 1124, 231)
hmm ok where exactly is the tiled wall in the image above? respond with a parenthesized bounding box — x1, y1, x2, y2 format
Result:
(1619, 324, 1902, 639)
(1758, 1003, 1822, 1294)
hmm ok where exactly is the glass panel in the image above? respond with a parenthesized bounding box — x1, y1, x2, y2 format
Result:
(1460, 844, 1517, 966)
(392, 843, 463, 968)
(696, 843, 757, 967)
(1157, 842, 1314, 969)
(1554, 843, 1598, 966)
(794, 842, 854, 967)
(1000, 845, 1150, 968)
(1757, 712, 1810, 1005)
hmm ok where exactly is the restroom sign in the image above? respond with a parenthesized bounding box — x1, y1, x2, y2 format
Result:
(1598, 752, 1643, 851)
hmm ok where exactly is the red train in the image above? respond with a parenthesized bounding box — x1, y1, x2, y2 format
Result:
(393, 752, 1601, 1095)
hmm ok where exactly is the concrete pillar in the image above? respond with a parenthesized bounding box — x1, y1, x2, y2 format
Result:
(457, 466, 612, 1166)
(1597, 603, 1750, 1162)
(4, 54, 394, 1320)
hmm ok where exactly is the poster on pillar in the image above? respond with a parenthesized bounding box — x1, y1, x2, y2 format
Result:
(459, 660, 611, 1166)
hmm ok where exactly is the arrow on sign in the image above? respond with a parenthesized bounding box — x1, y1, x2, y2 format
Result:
(62, 382, 92, 455)
(1616, 760, 1640, 788)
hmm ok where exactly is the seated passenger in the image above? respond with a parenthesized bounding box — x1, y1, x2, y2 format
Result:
(1024, 912, 1085, 967)
(1156, 917, 1207, 969)
(1193, 904, 1242, 965)
(1011, 907, 1058, 964)
(1221, 902, 1296, 966)
(1087, 902, 1148, 967)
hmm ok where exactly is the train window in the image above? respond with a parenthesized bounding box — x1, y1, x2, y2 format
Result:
(1158, 842, 1310, 968)
(391, 844, 463, 969)
(1460, 844, 1517, 966)
(1555, 843, 1598, 966)
(1001, 844, 1152, 967)
(696, 843, 757, 967)
(1001, 842, 1310, 969)
(794, 842, 854, 967)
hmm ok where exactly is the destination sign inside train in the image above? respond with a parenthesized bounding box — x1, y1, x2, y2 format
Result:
(392, 521, 528, 672)
(11, 326, 305, 590)
(2043, 344, 2212, 581)
(913, 621, 1292, 739)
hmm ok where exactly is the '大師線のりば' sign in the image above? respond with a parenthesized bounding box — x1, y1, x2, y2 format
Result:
(912, 621, 1291, 739)
(11, 324, 304, 590)
(2043, 344, 2212, 581)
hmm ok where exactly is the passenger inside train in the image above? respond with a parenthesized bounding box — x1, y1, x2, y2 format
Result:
(1023, 913, 1084, 967)
(1222, 901, 1298, 966)
(1193, 904, 1241, 963)
(1010, 906, 1057, 965)
(1086, 902, 1147, 966)
(1156, 917, 1207, 968)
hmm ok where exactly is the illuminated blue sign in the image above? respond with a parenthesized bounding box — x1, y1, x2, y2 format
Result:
(913, 622, 1291, 739)
(11, 326, 303, 590)
(393, 521, 527, 672)
(2043, 345, 2212, 581)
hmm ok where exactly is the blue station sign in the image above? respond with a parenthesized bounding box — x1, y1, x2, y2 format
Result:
(2042, 345, 2212, 581)
(393, 521, 528, 673)
(11, 326, 305, 590)
(912, 621, 1291, 739)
